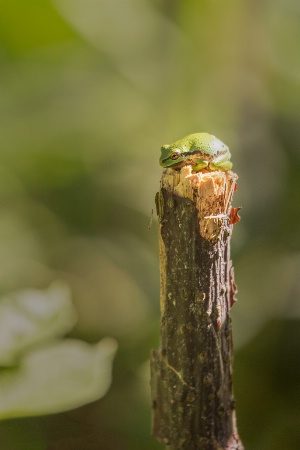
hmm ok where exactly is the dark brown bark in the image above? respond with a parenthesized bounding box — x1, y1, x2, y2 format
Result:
(151, 167, 243, 450)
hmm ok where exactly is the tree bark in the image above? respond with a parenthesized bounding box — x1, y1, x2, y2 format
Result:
(151, 166, 243, 450)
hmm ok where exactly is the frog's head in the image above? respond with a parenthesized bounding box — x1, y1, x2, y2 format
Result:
(159, 145, 185, 168)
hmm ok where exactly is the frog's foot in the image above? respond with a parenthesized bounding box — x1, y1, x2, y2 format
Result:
(209, 160, 232, 171)
(209, 151, 232, 171)
(192, 159, 209, 172)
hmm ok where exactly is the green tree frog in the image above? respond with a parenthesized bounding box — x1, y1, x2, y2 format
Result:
(159, 132, 232, 172)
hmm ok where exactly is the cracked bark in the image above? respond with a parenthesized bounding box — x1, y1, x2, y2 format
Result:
(151, 166, 243, 450)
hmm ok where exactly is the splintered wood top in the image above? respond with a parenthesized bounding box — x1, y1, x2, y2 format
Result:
(160, 167, 238, 242)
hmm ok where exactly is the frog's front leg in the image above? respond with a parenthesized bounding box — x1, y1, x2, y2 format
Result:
(209, 151, 232, 171)
(192, 158, 209, 172)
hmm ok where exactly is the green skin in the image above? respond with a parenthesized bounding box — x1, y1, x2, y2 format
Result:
(159, 132, 232, 172)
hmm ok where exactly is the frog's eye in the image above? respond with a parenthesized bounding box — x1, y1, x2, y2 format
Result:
(170, 150, 181, 160)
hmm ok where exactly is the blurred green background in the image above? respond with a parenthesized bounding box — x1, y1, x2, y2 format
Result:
(0, 0, 300, 449)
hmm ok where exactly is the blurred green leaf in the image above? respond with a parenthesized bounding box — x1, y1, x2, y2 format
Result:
(54, 0, 174, 90)
(0, 337, 117, 419)
(0, 0, 76, 54)
(0, 282, 77, 366)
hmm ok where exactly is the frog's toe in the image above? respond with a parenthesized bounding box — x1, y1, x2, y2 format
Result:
(209, 160, 232, 171)
(192, 159, 209, 172)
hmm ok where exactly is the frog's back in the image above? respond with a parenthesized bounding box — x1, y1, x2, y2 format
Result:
(188, 133, 228, 155)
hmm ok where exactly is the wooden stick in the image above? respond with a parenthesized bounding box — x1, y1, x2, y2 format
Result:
(151, 166, 243, 450)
